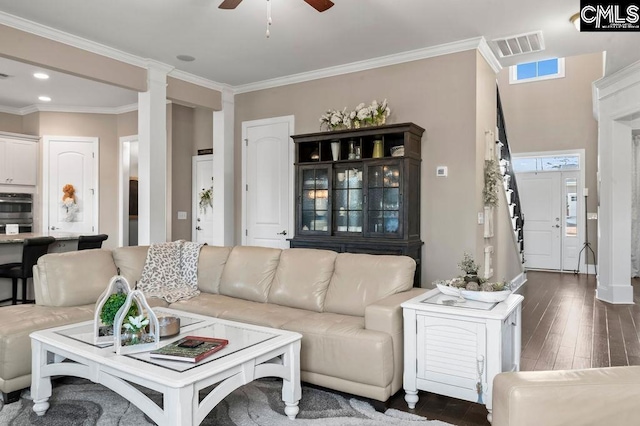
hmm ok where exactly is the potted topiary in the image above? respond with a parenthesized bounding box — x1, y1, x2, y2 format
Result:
(458, 252, 481, 284)
(100, 293, 138, 330)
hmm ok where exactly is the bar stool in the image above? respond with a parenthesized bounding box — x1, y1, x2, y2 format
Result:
(0, 236, 55, 305)
(77, 234, 108, 251)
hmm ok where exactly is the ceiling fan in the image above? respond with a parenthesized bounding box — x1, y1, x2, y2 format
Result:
(219, 0, 334, 12)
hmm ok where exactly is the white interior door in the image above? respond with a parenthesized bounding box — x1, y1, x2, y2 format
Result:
(242, 116, 294, 249)
(518, 172, 562, 270)
(44, 136, 99, 234)
(193, 154, 214, 245)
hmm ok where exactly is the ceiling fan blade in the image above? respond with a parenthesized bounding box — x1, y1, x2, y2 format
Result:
(304, 0, 334, 12)
(219, 0, 243, 9)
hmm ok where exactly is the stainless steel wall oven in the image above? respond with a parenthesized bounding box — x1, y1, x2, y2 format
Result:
(0, 193, 33, 233)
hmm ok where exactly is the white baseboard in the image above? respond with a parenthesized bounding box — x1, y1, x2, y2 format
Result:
(510, 272, 527, 292)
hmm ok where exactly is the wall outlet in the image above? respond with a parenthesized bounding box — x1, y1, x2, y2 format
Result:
(477, 212, 484, 224)
(436, 166, 448, 177)
(177, 211, 187, 220)
(587, 212, 598, 220)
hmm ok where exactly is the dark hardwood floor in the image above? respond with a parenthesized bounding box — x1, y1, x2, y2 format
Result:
(387, 271, 640, 426)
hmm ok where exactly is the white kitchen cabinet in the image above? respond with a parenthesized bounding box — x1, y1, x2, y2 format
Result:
(402, 289, 523, 422)
(0, 132, 38, 186)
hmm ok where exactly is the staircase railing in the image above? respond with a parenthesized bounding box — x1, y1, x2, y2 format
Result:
(496, 88, 525, 263)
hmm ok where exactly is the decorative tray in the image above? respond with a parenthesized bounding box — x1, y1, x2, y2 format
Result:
(436, 283, 511, 303)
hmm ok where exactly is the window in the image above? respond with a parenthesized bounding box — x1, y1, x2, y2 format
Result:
(512, 154, 580, 173)
(509, 58, 565, 84)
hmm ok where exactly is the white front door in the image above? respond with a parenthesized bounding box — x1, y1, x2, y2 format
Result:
(44, 136, 99, 234)
(242, 116, 294, 249)
(518, 172, 562, 270)
(193, 154, 214, 245)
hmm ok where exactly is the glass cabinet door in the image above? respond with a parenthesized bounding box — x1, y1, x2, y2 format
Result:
(299, 166, 330, 233)
(333, 165, 363, 233)
(366, 162, 401, 237)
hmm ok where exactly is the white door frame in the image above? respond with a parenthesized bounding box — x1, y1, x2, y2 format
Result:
(42, 136, 100, 234)
(513, 149, 587, 273)
(118, 135, 138, 246)
(241, 115, 295, 246)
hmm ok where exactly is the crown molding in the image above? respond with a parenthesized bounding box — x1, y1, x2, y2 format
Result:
(477, 37, 503, 74)
(593, 59, 640, 101)
(0, 105, 22, 115)
(0, 11, 227, 91)
(0, 11, 146, 68)
(0, 102, 143, 116)
(169, 69, 230, 93)
(234, 37, 491, 94)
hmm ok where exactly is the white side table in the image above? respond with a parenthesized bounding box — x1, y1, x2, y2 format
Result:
(402, 289, 523, 422)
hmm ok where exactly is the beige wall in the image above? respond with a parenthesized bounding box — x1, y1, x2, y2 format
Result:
(171, 104, 195, 240)
(235, 50, 518, 285)
(497, 52, 603, 264)
(0, 112, 23, 133)
(193, 108, 214, 154)
(37, 112, 119, 248)
(117, 110, 138, 137)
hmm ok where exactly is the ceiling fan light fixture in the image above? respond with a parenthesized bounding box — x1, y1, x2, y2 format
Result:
(570, 13, 580, 31)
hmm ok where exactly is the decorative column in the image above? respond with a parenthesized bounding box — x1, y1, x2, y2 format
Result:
(212, 88, 235, 246)
(593, 61, 640, 304)
(138, 61, 174, 245)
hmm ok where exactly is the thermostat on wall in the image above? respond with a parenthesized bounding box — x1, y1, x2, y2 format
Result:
(436, 166, 448, 177)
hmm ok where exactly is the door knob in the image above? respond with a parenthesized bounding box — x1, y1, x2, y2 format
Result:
(277, 230, 287, 235)
(196, 226, 202, 230)
(50, 226, 57, 230)
(553, 224, 560, 228)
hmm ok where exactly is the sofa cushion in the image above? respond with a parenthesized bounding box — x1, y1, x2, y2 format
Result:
(0, 304, 94, 383)
(323, 253, 416, 317)
(219, 246, 281, 303)
(197, 246, 233, 294)
(268, 248, 337, 312)
(34, 250, 118, 307)
(281, 312, 393, 388)
(170, 294, 313, 328)
(112, 245, 149, 285)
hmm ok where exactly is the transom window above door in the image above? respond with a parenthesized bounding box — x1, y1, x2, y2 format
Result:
(509, 58, 565, 84)
(512, 154, 580, 173)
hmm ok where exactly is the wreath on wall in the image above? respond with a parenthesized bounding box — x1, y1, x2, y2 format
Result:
(199, 186, 213, 213)
(61, 183, 79, 222)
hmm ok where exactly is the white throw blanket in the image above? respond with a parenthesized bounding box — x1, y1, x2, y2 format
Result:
(137, 240, 203, 303)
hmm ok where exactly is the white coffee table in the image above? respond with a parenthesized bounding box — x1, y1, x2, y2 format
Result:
(30, 308, 302, 426)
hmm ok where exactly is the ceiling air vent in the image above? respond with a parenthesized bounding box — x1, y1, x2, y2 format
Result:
(0, 72, 11, 79)
(492, 31, 545, 58)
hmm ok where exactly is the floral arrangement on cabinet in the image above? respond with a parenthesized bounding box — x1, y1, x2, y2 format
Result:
(320, 99, 391, 131)
(61, 183, 79, 222)
(434, 252, 508, 292)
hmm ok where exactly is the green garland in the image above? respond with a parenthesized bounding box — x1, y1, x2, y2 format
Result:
(483, 158, 501, 207)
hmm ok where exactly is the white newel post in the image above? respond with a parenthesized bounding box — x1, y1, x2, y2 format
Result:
(212, 88, 235, 246)
(138, 62, 174, 245)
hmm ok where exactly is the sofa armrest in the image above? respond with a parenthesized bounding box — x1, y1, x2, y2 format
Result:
(364, 288, 427, 397)
(364, 288, 427, 334)
(492, 367, 640, 426)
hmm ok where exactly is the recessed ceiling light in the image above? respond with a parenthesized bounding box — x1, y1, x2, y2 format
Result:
(176, 55, 196, 62)
(38, 96, 52, 102)
(33, 72, 50, 80)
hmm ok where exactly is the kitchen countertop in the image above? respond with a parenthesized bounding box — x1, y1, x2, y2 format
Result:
(0, 232, 82, 244)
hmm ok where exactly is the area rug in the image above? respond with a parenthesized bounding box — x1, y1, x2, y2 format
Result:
(0, 377, 453, 426)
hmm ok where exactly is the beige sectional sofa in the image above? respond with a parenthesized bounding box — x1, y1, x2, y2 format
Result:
(492, 366, 640, 425)
(0, 245, 424, 404)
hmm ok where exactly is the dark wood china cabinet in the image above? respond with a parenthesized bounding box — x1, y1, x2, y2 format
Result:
(289, 122, 424, 286)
